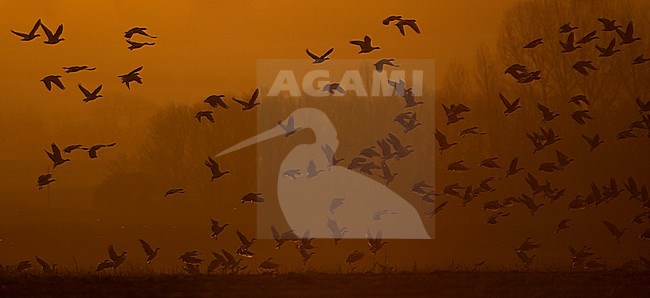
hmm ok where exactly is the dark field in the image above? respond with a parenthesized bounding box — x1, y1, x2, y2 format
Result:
(1, 272, 650, 297)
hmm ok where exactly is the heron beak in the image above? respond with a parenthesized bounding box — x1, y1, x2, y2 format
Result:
(215, 125, 285, 157)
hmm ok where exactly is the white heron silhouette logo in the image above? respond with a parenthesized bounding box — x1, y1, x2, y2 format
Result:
(215, 108, 431, 239)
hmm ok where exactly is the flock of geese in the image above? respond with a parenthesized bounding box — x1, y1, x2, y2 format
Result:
(4, 13, 650, 276)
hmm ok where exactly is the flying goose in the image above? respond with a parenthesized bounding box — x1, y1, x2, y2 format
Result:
(83, 143, 116, 158)
(126, 39, 155, 50)
(616, 21, 640, 45)
(124, 27, 157, 39)
(46, 143, 70, 168)
(40, 22, 64, 44)
(350, 35, 380, 53)
(205, 157, 229, 181)
(138, 239, 160, 263)
(11, 19, 42, 41)
(204, 94, 229, 109)
(195, 111, 215, 123)
(395, 19, 420, 36)
(78, 84, 103, 102)
(306, 48, 334, 64)
(374, 58, 399, 73)
(232, 88, 260, 111)
(118, 66, 144, 89)
(523, 38, 543, 49)
(209, 217, 228, 240)
(41, 75, 65, 91)
(499, 93, 521, 116)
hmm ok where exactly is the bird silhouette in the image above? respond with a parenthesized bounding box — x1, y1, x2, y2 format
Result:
(11, 19, 42, 41)
(119, 66, 144, 89)
(195, 111, 215, 123)
(138, 239, 159, 263)
(204, 94, 229, 109)
(598, 18, 622, 31)
(633, 55, 650, 65)
(395, 19, 420, 36)
(616, 21, 640, 45)
(569, 95, 590, 106)
(83, 143, 116, 158)
(164, 188, 185, 196)
(350, 35, 380, 53)
(323, 83, 345, 95)
(499, 93, 521, 116)
(241, 192, 264, 203)
(63, 65, 96, 73)
(571, 110, 594, 125)
(205, 157, 229, 181)
(382, 15, 402, 25)
(374, 58, 399, 73)
(560, 32, 582, 53)
(537, 103, 560, 122)
(573, 61, 597, 76)
(306, 48, 334, 64)
(582, 134, 603, 151)
(46, 143, 70, 168)
(232, 88, 260, 111)
(126, 39, 155, 50)
(523, 38, 543, 48)
(559, 22, 578, 33)
(434, 129, 457, 154)
(41, 75, 65, 91)
(62, 143, 82, 153)
(37, 173, 55, 189)
(210, 217, 228, 240)
(78, 84, 103, 102)
(271, 225, 299, 249)
(556, 219, 571, 234)
(35, 257, 56, 274)
(577, 30, 598, 44)
(124, 27, 157, 39)
(279, 115, 301, 137)
(107, 245, 127, 269)
(603, 220, 627, 244)
(596, 39, 620, 57)
(40, 22, 64, 44)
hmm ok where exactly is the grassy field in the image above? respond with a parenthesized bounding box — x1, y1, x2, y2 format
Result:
(1, 271, 650, 297)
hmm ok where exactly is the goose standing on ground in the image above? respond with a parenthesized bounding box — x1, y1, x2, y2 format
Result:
(41, 75, 65, 91)
(84, 143, 116, 158)
(46, 143, 70, 168)
(78, 84, 103, 102)
(205, 157, 229, 181)
(11, 19, 42, 41)
(204, 95, 229, 109)
(138, 239, 160, 263)
(306, 48, 334, 64)
(350, 35, 380, 53)
(124, 27, 157, 39)
(118, 66, 144, 89)
(40, 22, 64, 44)
(232, 88, 260, 111)
(395, 19, 420, 36)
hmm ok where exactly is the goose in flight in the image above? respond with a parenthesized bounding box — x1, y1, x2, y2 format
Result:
(236, 230, 256, 249)
(556, 219, 571, 234)
(504, 157, 524, 178)
(616, 21, 640, 45)
(209, 217, 228, 240)
(204, 95, 229, 109)
(537, 103, 560, 122)
(556, 151, 573, 169)
(306, 48, 334, 64)
(424, 201, 448, 218)
(577, 30, 598, 44)
(83, 143, 116, 158)
(367, 230, 387, 254)
(164, 188, 185, 196)
(573, 61, 597, 76)
(11, 19, 42, 41)
(205, 157, 229, 181)
(483, 200, 503, 212)
(582, 134, 603, 151)
(378, 161, 397, 186)
(382, 15, 402, 25)
(633, 55, 650, 65)
(523, 38, 543, 49)
(596, 39, 620, 57)
(395, 19, 420, 36)
(486, 211, 510, 224)
(598, 18, 622, 31)
(571, 110, 593, 125)
(499, 93, 521, 116)
(569, 95, 590, 106)
(345, 250, 365, 265)
(118, 66, 143, 89)
(447, 160, 469, 172)
(374, 58, 399, 73)
(480, 157, 502, 169)
(78, 84, 103, 102)
(259, 258, 280, 272)
(108, 245, 127, 269)
(96, 259, 114, 272)
(41, 75, 65, 91)
(350, 35, 380, 53)
(35, 257, 56, 274)
(182, 263, 201, 275)
(411, 181, 433, 195)
(271, 225, 299, 249)
(126, 39, 155, 50)
(516, 251, 536, 270)
(124, 27, 157, 39)
(539, 162, 561, 173)
(323, 83, 345, 95)
(560, 32, 581, 53)
(329, 198, 345, 214)
(559, 22, 578, 33)
(372, 209, 398, 221)
(517, 237, 541, 253)
(603, 220, 626, 243)
(388, 79, 406, 96)
(306, 160, 324, 179)
(46, 143, 70, 168)
(327, 218, 348, 245)
(459, 127, 486, 138)
(241, 192, 264, 203)
(63, 65, 96, 73)
(434, 129, 457, 154)
(616, 129, 636, 140)
(297, 245, 315, 265)
(37, 173, 55, 189)
(195, 111, 215, 123)
(232, 88, 260, 111)
(322, 144, 344, 168)
(138, 239, 159, 263)
(519, 195, 544, 216)
(178, 251, 202, 264)
(279, 115, 301, 137)
(401, 88, 423, 108)
(40, 22, 64, 44)
(281, 169, 301, 180)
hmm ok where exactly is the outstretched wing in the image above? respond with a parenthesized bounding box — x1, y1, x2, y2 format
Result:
(305, 49, 319, 60)
(139, 239, 154, 255)
(128, 66, 144, 76)
(78, 84, 92, 97)
(108, 245, 118, 261)
(322, 47, 334, 58)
